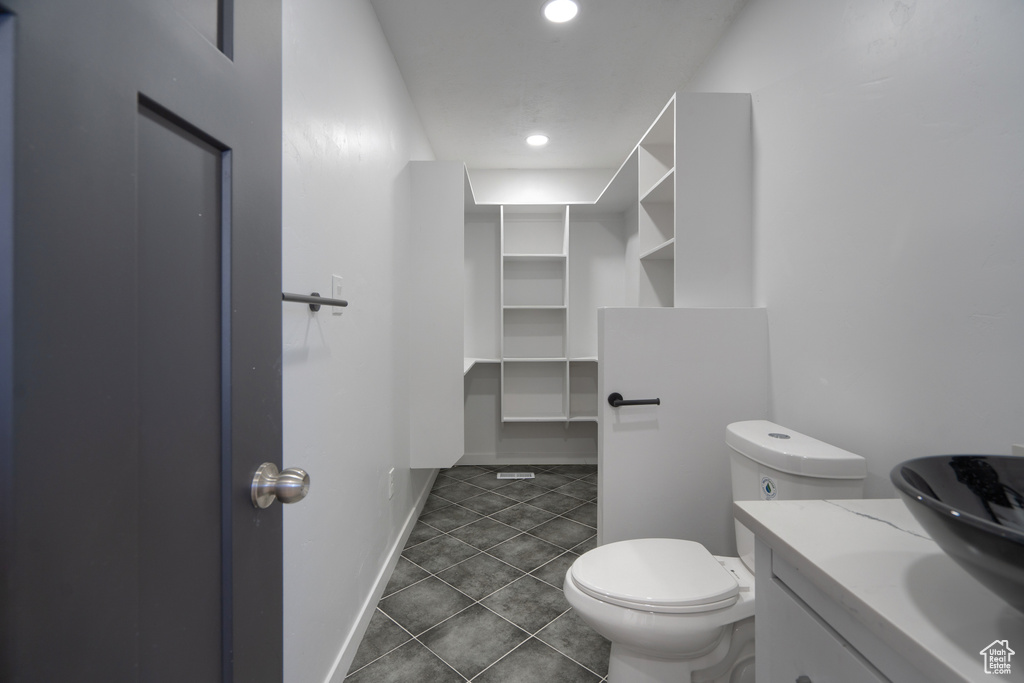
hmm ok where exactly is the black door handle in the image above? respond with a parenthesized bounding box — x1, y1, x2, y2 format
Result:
(607, 392, 661, 407)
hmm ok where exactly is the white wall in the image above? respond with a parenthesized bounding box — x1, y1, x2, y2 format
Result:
(281, 1, 435, 680)
(685, 0, 1024, 495)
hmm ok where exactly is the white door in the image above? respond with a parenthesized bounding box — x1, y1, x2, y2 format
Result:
(597, 307, 768, 554)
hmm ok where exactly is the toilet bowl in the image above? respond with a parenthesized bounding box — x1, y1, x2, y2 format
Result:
(564, 539, 755, 683)
(564, 420, 867, 682)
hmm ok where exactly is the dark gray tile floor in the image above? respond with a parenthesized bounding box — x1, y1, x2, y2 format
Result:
(345, 464, 610, 682)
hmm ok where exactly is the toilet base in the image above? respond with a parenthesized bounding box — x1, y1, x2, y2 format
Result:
(608, 644, 695, 683)
(606, 617, 755, 683)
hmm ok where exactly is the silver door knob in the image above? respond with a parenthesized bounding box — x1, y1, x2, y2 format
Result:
(251, 462, 310, 508)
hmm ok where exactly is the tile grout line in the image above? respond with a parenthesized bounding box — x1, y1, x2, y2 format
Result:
(384, 538, 581, 681)
(385, 533, 596, 675)
(431, 481, 597, 524)
(395, 527, 586, 607)
(408, 490, 597, 556)
(341, 608, 419, 679)
(351, 465, 600, 681)
(527, 616, 611, 681)
(396, 537, 601, 678)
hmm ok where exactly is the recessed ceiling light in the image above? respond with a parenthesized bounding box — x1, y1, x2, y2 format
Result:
(543, 0, 579, 23)
(526, 134, 549, 147)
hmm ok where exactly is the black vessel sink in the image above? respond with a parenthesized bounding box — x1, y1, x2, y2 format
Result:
(892, 455, 1024, 614)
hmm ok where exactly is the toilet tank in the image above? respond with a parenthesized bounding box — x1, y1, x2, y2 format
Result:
(726, 420, 867, 571)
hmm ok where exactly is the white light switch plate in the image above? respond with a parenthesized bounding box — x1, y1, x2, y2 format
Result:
(332, 275, 344, 315)
(1013, 444, 1024, 457)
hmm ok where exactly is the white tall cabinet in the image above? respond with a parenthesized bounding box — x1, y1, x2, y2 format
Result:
(408, 161, 465, 469)
(674, 93, 753, 308)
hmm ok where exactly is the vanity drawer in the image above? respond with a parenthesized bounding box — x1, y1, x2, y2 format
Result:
(758, 570, 889, 683)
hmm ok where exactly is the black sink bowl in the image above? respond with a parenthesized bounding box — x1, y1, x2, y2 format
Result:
(892, 455, 1024, 614)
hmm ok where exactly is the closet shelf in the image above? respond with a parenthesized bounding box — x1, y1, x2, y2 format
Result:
(464, 357, 500, 375)
(639, 238, 674, 261)
(502, 357, 568, 363)
(503, 253, 567, 261)
(640, 168, 674, 204)
(502, 305, 567, 310)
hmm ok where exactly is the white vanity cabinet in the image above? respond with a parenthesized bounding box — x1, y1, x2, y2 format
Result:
(737, 499, 1024, 683)
(757, 543, 889, 683)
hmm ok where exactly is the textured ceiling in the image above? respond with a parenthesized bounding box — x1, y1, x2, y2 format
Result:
(369, 0, 748, 170)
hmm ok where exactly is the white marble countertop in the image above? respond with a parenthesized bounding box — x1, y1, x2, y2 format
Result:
(734, 498, 1024, 682)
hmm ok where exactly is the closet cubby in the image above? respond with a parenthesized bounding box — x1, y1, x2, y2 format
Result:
(502, 308, 566, 359)
(637, 99, 675, 195)
(568, 360, 598, 422)
(502, 256, 566, 307)
(501, 360, 569, 422)
(638, 174, 674, 258)
(640, 259, 674, 308)
(502, 208, 567, 255)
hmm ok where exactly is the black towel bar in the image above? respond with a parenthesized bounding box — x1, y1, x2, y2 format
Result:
(282, 291, 349, 312)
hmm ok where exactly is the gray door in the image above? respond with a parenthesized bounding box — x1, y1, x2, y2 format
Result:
(0, 2, 283, 681)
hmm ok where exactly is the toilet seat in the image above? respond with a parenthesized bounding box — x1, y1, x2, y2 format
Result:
(569, 538, 739, 614)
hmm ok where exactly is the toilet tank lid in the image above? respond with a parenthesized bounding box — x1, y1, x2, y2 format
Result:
(726, 420, 866, 479)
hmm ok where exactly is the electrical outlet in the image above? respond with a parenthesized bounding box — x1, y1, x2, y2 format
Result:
(331, 275, 344, 316)
(388, 468, 395, 499)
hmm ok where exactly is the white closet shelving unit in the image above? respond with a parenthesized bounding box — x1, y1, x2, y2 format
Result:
(500, 206, 571, 422)
(497, 203, 609, 423)
(460, 91, 752, 438)
(637, 96, 676, 308)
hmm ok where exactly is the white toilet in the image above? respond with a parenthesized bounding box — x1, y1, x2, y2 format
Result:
(564, 420, 867, 683)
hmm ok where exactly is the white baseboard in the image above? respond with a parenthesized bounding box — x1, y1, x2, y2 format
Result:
(324, 469, 439, 683)
(456, 452, 597, 466)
